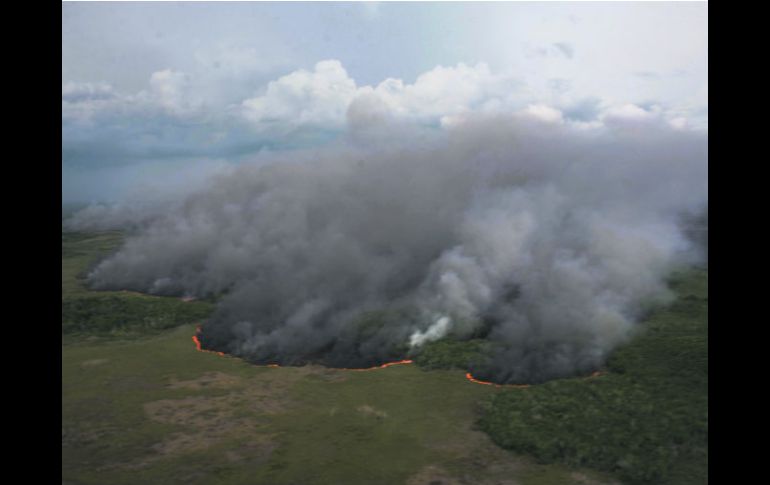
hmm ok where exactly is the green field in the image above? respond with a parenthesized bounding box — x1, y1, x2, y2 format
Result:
(62, 230, 706, 484)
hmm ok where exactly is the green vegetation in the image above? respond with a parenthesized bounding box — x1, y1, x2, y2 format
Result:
(62, 231, 125, 297)
(63, 295, 213, 337)
(478, 267, 708, 484)
(341, 308, 414, 358)
(62, 231, 215, 342)
(412, 337, 487, 370)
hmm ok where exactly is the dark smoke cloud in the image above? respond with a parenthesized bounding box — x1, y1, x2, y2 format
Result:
(79, 113, 707, 383)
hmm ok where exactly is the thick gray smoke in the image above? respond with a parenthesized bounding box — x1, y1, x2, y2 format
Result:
(81, 114, 707, 383)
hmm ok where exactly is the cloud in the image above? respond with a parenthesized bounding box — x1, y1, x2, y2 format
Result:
(240, 61, 522, 130)
(62, 59, 706, 202)
(634, 71, 659, 80)
(374, 63, 522, 120)
(561, 96, 603, 122)
(62, 69, 273, 175)
(241, 60, 358, 128)
(527, 43, 576, 60)
(520, 104, 564, 124)
(64, 59, 706, 156)
(361, 2, 381, 19)
(62, 82, 116, 103)
(601, 103, 664, 131)
(241, 60, 536, 132)
(149, 69, 197, 115)
(553, 42, 575, 59)
(238, 60, 704, 135)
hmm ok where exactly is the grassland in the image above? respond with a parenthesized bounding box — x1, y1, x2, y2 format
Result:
(62, 229, 706, 484)
(65, 324, 626, 485)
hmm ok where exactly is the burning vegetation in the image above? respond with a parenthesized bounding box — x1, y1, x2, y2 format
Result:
(193, 324, 607, 388)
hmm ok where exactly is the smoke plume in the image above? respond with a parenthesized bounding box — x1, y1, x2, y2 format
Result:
(78, 112, 707, 383)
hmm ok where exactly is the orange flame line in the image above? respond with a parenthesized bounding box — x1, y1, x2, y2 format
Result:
(345, 360, 414, 371)
(464, 368, 606, 388)
(192, 325, 606, 385)
(465, 372, 531, 389)
(192, 326, 226, 357)
(192, 325, 411, 370)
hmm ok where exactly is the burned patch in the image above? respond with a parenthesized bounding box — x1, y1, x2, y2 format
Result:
(167, 371, 242, 390)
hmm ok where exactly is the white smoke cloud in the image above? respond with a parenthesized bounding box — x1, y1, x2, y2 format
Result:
(409, 316, 452, 347)
(78, 112, 707, 383)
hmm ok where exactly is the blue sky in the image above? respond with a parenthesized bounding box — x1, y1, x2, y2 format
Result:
(62, 1, 707, 203)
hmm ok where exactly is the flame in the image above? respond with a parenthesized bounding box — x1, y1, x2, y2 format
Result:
(192, 325, 226, 357)
(464, 368, 606, 388)
(465, 372, 530, 389)
(192, 325, 411, 370)
(344, 360, 413, 371)
(192, 325, 606, 386)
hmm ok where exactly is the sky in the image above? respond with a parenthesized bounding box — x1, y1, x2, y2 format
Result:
(62, 1, 708, 203)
